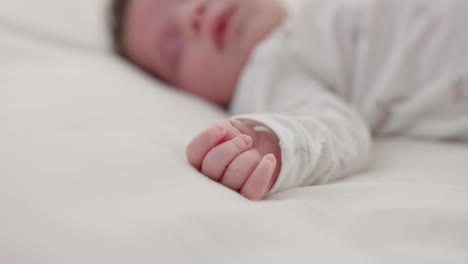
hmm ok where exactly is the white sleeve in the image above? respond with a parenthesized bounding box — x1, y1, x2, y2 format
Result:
(233, 76, 372, 194)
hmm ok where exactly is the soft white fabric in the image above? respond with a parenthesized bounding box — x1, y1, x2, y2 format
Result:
(1, 0, 468, 263)
(231, 0, 468, 194)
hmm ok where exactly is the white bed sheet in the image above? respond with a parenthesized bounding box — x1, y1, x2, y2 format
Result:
(1, 0, 468, 263)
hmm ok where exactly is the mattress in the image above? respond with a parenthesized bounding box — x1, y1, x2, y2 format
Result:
(1, 0, 468, 263)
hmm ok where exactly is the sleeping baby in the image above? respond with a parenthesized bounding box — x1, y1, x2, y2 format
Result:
(110, 0, 468, 200)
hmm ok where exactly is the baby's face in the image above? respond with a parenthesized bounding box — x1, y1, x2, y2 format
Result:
(122, 0, 285, 106)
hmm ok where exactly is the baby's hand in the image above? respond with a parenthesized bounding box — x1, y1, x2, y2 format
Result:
(186, 119, 281, 200)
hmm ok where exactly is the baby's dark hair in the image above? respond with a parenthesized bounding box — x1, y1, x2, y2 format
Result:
(109, 0, 129, 56)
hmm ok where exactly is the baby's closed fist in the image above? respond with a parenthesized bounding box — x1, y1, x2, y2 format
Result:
(186, 119, 281, 200)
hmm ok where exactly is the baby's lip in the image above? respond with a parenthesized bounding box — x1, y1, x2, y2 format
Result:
(208, 5, 236, 51)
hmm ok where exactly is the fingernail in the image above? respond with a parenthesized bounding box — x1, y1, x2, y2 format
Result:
(230, 119, 242, 127)
(216, 123, 226, 132)
(265, 154, 276, 162)
(242, 135, 252, 146)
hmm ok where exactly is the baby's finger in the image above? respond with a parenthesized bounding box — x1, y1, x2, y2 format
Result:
(220, 149, 261, 191)
(201, 135, 253, 181)
(218, 119, 242, 140)
(229, 119, 257, 137)
(186, 123, 228, 169)
(240, 154, 277, 201)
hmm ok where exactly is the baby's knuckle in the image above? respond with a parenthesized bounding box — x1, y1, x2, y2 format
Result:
(231, 138, 242, 150)
(186, 149, 198, 164)
(231, 136, 248, 151)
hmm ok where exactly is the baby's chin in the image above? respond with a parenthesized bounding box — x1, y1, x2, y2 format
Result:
(203, 84, 237, 107)
(187, 70, 242, 107)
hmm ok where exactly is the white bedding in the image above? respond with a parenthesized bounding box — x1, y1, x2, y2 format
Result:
(1, 0, 468, 263)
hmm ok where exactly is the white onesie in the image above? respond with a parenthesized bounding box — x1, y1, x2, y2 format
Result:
(229, 0, 468, 194)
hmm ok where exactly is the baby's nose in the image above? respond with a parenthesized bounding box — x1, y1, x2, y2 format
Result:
(179, 0, 206, 39)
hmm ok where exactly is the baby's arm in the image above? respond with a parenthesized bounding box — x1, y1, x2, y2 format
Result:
(230, 74, 372, 196)
(242, 78, 372, 194)
(186, 119, 281, 200)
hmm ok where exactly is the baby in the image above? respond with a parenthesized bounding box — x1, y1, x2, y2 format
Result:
(111, 0, 468, 200)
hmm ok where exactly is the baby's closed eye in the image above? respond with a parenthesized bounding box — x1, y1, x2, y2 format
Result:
(157, 21, 184, 82)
